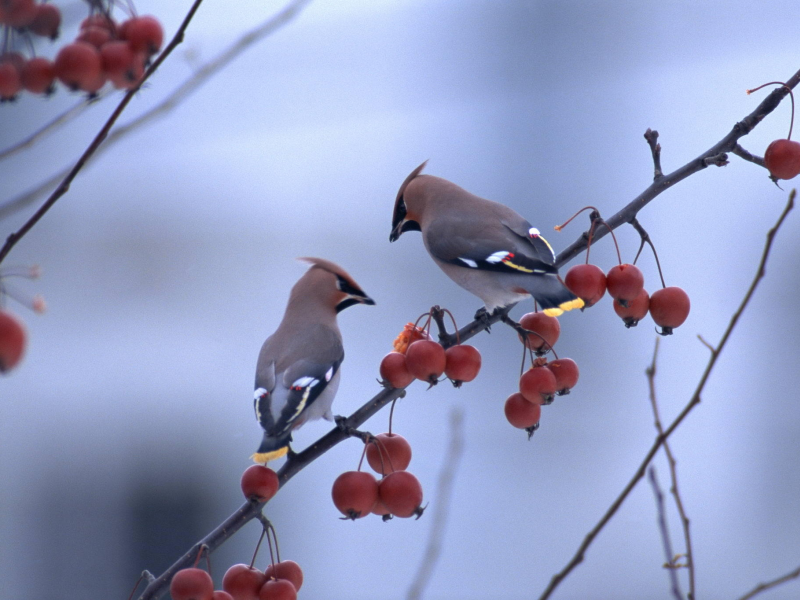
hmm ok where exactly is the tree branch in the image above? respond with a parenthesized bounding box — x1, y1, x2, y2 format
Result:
(537, 190, 794, 600)
(647, 466, 683, 600)
(736, 563, 800, 600)
(554, 66, 800, 268)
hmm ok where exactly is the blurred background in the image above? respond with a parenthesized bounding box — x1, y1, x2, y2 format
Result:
(2, 1, 800, 599)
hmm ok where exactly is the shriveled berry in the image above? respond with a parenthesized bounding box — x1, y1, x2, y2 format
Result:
(546, 358, 579, 394)
(170, 568, 214, 600)
(518, 311, 560, 352)
(379, 351, 414, 388)
(366, 433, 412, 475)
(565, 263, 607, 306)
(392, 322, 430, 354)
(606, 264, 644, 306)
(519, 366, 557, 405)
(405, 339, 446, 385)
(264, 561, 303, 592)
(650, 286, 690, 335)
(444, 344, 481, 385)
(331, 471, 378, 520)
(504, 392, 542, 429)
(240, 465, 279, 502)
(222, 564, 266, 600)
(764, 139, 800, 180)
(0, 311, 26, 372)
(258, 579, 296, 600)
(378, 470, 424, 518)
(613, 288, 650, 327)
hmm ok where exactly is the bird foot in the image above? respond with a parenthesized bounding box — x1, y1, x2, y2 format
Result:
(473, 307, 492, 332)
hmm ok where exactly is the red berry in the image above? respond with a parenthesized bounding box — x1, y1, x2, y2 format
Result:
(606, 264, 644, 306)
(518, 311, 560, 352)
(565, 263, 607, 306)
(444, 344, 481, 385)
(122, 15, 164, 55)
(222, 564, 266, 600)
(170, 568, 214, 600)
(378, 470, 424, 518)
(264, 561, 303, 592)
(371, 497, 391, 517)
(80, 14, 117, 33)
(77, 25, 112, 49)
(1, 0, 36, 28)
(379, 351, 414, 388)
(545, 358, 580, 394)
(613, 288, 650, 327)
(504, 392, 542, 429)
(366, 433, 412, 475)
(55, 42, 102, 91)
(519, 366, 557, 405)
(20, 57, 55, 94)
(109, 50, 146, 90)
(405, 339, 446, 385)
(649, 287, 691, 335)
(764, 139, 800, 180)
(212, 592, 234, 600)
(258, 579, 296, 600)
(28, 3, 61, 39)
(240, 465, 279, 502)
(331, 471, 378, 520)
(0, 61, 21, 100)
(0, 311, 26, 373)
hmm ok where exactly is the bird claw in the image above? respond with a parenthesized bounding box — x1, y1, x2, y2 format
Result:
(474, 307, 492, 332)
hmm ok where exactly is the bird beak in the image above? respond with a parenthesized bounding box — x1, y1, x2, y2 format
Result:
(336, 294, 376, 313)
(389, 221, 403, 242)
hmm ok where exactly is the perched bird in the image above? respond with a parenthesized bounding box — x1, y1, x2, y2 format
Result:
(390, 162, 582, 315)
(252, 258, 375, 463)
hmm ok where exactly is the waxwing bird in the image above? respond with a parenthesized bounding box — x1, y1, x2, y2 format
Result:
(390, 162, 583, 316)
(252, 258, 375, 463)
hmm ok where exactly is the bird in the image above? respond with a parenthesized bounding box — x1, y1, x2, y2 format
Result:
(252, 258, 375, 463)
(389, 162, 583, 316)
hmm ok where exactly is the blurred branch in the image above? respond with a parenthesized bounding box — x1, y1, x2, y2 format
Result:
(538, 190, 795, 600)
(0, 94, 105, 161)
(0, 0, 207, 264)
(647, 337, 695, 599)
(647, 467, 683, 600)
(736, 564, 800, 600)
(553, 65, 800, 268)
(0, 0, 314, 223)
(407, 407, 465, 600)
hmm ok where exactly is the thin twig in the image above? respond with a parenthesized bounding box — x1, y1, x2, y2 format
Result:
(736, 564, 800, 600)
(647, 338, 695, 599)
(0, 0, 314, 223)
(554, 68, 800, 268)
(731, 144, 765, 168)
(0, 0, 207, 264)
(644, 128, 663, 180)
(537, 191, 794, 600)
(647, 467, 683, 600)
(407, 407, 465, 600)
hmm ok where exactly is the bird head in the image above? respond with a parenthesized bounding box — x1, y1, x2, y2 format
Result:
(296, 257, 375, 313)
(390, 161, 428, 242)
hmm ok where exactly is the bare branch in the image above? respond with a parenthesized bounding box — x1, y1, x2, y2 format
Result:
(537, 191, 794, 600)
(647, 338, 695, 599)
(736, 564, 800, 600)
(644, 128, 663, 180)
(731, 144, 765, 168)
(407, 407, 465, 600)
(647, 467, 683, 600)
(554, 67, 800, 268)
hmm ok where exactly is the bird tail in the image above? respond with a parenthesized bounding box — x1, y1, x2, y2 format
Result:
(251, 432, 291, 464)
(525, 275, 584, 316)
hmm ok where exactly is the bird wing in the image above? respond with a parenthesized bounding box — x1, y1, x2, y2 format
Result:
(425, 217, 558, 275)
(255, 357, 342, 437)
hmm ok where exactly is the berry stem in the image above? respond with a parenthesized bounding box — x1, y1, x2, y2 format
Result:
(356, 439, 370, 472)
(631, 218, 666, 288)
(249, 521, 268, 569)
(597, 217, 623, 265)
(442, 308, 461, 344)
(388, 398, 397, 435)
(125, 573, 146, 600)
(747, 81, 795, 140)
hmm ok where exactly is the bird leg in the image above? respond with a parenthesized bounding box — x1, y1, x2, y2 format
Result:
(473, 306, 493, 332)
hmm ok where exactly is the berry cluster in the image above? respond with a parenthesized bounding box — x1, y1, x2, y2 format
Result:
(0, 1, 163, 100)
(332, 407, 424, 521)
(380, 312, 482, 389)
(505, 311, 580, 435)
(222, 560, 303, 600)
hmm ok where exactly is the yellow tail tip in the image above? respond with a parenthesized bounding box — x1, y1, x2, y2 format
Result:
(543, 297, 585, 317)
(251, 447, 289, 464)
